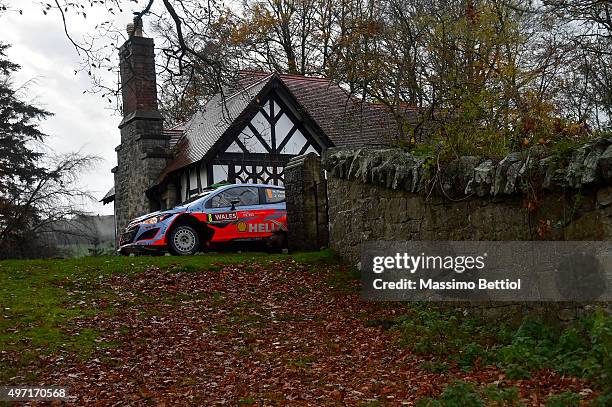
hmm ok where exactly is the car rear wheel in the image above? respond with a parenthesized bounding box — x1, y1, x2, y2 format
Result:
(168, 225, 200, 256)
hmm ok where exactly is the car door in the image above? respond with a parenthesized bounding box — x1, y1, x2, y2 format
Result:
(203, 186, 265, 242)
(257, 187, 287, 236)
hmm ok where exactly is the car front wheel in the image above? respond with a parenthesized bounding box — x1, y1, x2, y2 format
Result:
(168, 225, 200, 256)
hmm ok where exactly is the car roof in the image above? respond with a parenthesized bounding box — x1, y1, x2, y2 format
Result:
(178, 183, 285, 207)
(214, 183, 285, 192)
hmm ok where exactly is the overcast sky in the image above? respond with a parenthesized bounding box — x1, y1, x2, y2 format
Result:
(1, 2, 147, 216)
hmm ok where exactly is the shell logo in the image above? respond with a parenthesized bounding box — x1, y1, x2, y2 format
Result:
(237, 221, 247, 232)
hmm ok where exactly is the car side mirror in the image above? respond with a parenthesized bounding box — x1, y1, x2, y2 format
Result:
(230, 199, 240, 211)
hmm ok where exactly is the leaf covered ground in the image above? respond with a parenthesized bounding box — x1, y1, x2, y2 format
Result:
(0, 252, 608, 406)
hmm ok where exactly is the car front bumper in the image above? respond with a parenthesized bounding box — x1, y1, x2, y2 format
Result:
(118, 223, 169, 255)
(117, 242, 167, 255)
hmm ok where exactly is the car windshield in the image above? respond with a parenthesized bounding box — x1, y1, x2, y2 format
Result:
(180, 189, 214, 205)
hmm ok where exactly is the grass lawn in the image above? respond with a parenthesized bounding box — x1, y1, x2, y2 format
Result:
(0, 251, 609, 405)
(0, 251, 339, 385)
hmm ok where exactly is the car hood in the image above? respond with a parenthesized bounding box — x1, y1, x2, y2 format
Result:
(129, 208, 185, 225)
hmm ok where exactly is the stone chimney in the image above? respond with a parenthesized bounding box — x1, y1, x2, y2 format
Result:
(113, 17, 171, 241)
(119, 16, 159, 122)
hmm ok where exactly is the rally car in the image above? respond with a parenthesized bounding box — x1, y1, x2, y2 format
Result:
(118, 183, 287, 256)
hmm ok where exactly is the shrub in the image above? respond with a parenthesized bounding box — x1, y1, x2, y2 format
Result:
(416, 381, 484, 407)
(545, 391, 581, 407)
(398, 306, 611, 389)
(417, 381, 522, 407)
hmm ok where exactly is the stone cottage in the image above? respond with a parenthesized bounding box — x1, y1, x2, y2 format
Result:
(102, 24, 422, 237)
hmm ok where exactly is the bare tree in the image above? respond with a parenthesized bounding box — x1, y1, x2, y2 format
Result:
(0, 153, 100, 258)
(542, 0, 612, 128)
(4, 0, 608, 150)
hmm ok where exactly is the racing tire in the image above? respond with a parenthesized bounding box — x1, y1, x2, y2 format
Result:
(168, 225, 200, 256)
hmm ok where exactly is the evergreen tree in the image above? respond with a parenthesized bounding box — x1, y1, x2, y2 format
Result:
(0, 42, 97, 258)
(0, 42, 51, 196)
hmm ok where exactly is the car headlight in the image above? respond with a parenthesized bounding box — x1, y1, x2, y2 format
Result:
(141, 214, 172, 225)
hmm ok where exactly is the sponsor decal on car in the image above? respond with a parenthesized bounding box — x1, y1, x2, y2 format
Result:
(237, 221, 248, 232)
(247, 220, 287, 233)
(266, 189, 284, 200)
(207, 212, 238, 222)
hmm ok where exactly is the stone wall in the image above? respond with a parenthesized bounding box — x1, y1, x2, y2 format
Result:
(285, 153, 329, 252)
(322, 137, 612, 266)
